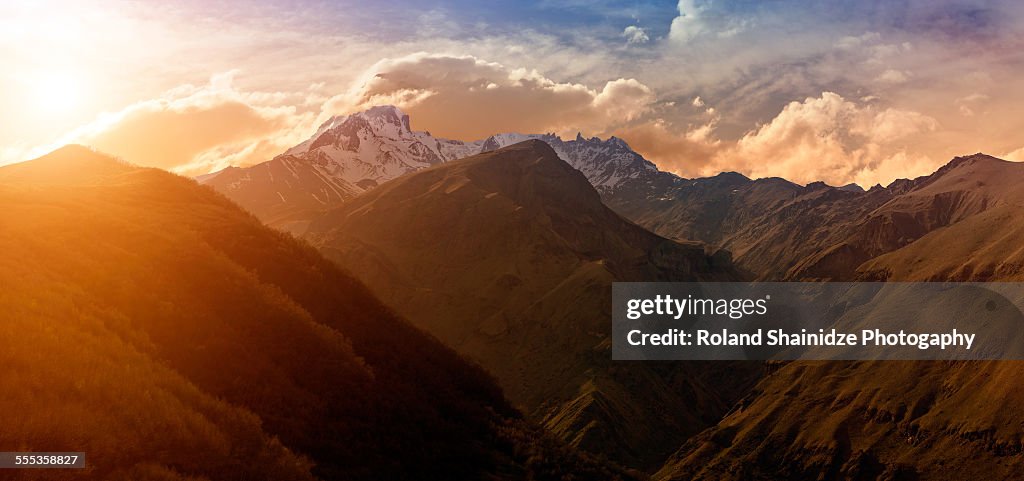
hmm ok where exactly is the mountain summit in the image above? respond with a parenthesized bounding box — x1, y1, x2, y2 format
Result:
(304, 140, 753, 470)
(282, 105, 479, 188)
(201, 106, 670, 234)
(476, 132, 663, 191)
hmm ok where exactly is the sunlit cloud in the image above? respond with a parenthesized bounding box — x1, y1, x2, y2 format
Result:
(64, 72, 317, 175)
(1004, 146, 1024, 161)
(324, 53, 655, 140)
(876, 69, 911, 84)
(1, 0, 1022, 186)
(614, 119, 722, 175)
(614, 92, 941, 187)
(713, 92, 939, 186)
(622, 26, 649, 45)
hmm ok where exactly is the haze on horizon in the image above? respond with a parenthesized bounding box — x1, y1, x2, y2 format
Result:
(2, 0, 1023, 186)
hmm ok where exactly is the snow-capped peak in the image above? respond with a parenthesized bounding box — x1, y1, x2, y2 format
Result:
(358, 105, 412, 134)
(285, 105, 412, 156)
(476, 131, 659, 190)
(270, 105, 665, 196)
(276, 105, 479, 189)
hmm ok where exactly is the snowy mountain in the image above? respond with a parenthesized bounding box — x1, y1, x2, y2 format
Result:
(280, 105, 479, 189)
(477, 132, 662, 192)
(202, 105, 675, 233)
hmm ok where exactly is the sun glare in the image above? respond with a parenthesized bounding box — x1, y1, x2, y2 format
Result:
(32, 72, 81, 115)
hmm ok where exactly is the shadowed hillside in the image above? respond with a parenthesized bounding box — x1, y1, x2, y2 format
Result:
(607, 154, 1024, 281)
(653, 155, 1024, 479)
(304, 140, 760, 470)
(0, 145, 636, 481)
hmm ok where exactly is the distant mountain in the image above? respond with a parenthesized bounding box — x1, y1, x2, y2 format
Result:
(202, 105, 675, 234)
(199, 156, 362, 235)
(856, 155, 1024, 281)
(202, 106, 474, 233)
(476, 131, 671, 192)
(653, 154, 1024, 480)
(838, 182, 865, 192)
(198, 103, 1024, 479)
(303, 140, 759, 470)
(607, 154, 1024, 280)
(200, 105, 1022, 283)
(0, 145, 637, 481)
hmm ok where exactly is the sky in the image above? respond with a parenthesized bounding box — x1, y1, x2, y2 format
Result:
(2, 0, 1023, 186)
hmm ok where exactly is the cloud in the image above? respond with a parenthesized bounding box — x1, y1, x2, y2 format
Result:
(955, 93, 989, 116)
(1004, 146, 1024, 161)
(622, 26, 649, 44)
(668, 0, 753, 42)
(320, 54, 949, 187)
(324, 53, 655, 140)
(614, 92, 941, 187)
(876, 69, 911, 84)
(705, 92, 939, 186)
(65, 72, 317, 175)
(668, 0, 711, 42)
(614, 118, 721, 175)
(835, 32, 882, 50)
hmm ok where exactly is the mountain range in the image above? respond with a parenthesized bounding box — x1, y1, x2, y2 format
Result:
(200, 105, 1024, 477)
(0, 145, 637, 481)
(652, 154, 1024, 480)
(16, 103, 1024, 479)
(303, 139, 759, 469)
(202, 105, 671, 235)
(611, 153, 1024, 281)
(203, 105, 1024, 285)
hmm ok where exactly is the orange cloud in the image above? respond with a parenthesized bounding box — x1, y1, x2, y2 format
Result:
(322, 54, 951, 187)
(324, 53, 655, 140)
(1004, 146, 1024, 161)
(67, 73, 317, 175)
(715, 92, 939, 186)
(618, 92, 942, 187)
(49, 59, 976, 189)
(613, 119, 721, 174)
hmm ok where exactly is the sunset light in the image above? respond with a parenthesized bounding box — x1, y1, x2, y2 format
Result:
(3, 2, 1024, 480)
(2, 1, 1023, 187)
(31, 71, 82, 115)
